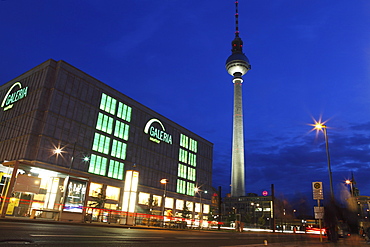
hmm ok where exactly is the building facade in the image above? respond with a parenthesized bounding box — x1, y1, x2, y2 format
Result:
(0, 59, 213, 225)
(223, 194, 273, 228)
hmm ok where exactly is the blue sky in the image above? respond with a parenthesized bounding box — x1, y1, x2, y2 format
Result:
(1, 0, 370, 202)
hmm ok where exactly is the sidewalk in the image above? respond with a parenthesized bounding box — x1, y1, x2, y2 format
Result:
(258, 234, 369, 247)
(0, 216, 180, 230)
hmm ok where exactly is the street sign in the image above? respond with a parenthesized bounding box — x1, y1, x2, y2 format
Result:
(314, 206, 324, 219)
(312, 182, 324, 200)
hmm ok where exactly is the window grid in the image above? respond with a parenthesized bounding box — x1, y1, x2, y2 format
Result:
(189, 139, 198, 153)
(178, 134, 198, 192)
(114, 120, 130, 141)
(179, 149, 188, 163)
(177, 164, 187, 179)
(92, 133, 111, 154)
(93, 93, 133, 181)
(186, 182, 195, 196)
(187, 167, 196, 181)
(108, 160, 124, 180)
(111, 139, 127, 160)
(176, 179, 186, 194)
(117, 102, 132, 122)
(180, 134, 189, 149)
(188, 153, 196, 167)
(99, 93, 107, 111)
(88, 154, 107, 176)
(96, 113, 114, 134)
(100, 93, 117, 115)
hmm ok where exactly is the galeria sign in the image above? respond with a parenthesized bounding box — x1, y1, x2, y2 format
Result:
(1, 82, 28, 111)
(143, 118, 173, 144)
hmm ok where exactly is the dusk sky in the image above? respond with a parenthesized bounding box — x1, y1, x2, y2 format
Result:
(1, 1, 369, 202)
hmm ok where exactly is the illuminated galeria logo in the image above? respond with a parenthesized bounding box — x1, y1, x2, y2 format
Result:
(144, 118, 173, 144)
(1, 82, 28, 111)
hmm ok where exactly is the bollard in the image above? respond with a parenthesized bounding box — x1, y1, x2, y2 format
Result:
(264, 240, 268, 245)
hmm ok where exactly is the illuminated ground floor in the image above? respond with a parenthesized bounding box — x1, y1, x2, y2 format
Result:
(222, 194, 273, 229)
(0, 160, 212, 227)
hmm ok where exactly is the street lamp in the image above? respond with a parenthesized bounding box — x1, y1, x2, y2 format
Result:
(312, 120, 334, 201)
(345, 180, 354, 197)
(160, 178, 168, 225)
(194, 187, 207, 228)
(53, 144, 76, 217)
(52, 142, 90, 219)
(251, 202, 258, 227)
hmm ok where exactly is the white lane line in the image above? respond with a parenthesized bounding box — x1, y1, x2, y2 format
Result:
(220, 245, 268, 247)
(30, 234, 163, 239)
(176, 237, 229, 240)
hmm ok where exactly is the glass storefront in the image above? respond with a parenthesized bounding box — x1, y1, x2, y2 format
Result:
(0, 162, 212, 225)
(63, 179, 87, 213)
(106, 186, 120, 200)
(89, 182, 103, 197)
(0, 162, 87, 220)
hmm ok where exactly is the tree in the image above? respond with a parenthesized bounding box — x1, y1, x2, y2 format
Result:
(242, 213, 252, 224)
(89, 191, 106, 222)
(146, 197, 158, 214)
(181, 205, 192, 219)
(258, 216, 266, 226)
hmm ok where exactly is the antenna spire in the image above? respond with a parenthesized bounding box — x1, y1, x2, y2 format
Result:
(229, 1, 244, 54)
(235, 1, 240, 37)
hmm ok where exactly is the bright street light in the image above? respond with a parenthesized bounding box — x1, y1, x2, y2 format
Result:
(53, 148, 63, 155)
(345, 179, 354, 197)
(160, 179, 168, 226)
(160, 178, 168, 185)
(194, 186, 206, 228)
(310, 118, 334, 201)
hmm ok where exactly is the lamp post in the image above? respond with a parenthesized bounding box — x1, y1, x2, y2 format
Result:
(313, 122, 334, 201)
(160, 178, 168, 226)
(53, 144, 75, 218)
(251, 202, 257, 227)
(53, 142, 89, 220)
(194, 187, 207, 228)
(256, 203, 260, 227)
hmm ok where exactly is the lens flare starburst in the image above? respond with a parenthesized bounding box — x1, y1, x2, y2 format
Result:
(308, 116, 330, 139)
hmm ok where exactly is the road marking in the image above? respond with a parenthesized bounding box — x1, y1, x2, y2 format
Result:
(176, 237, 229, 240)
(30, 234, 163, 239)
(221, 245, 268, 247)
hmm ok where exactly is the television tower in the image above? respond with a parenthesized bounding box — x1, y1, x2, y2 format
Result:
(226, 0, 251, 197)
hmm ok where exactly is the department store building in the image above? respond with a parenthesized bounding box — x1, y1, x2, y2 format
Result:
(0, 59, 213, 224)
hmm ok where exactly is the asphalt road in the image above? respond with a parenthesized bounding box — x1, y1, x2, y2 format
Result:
(0, 221, 318, 247)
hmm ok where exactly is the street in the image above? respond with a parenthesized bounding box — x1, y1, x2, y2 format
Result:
(0, 221, 317, 246)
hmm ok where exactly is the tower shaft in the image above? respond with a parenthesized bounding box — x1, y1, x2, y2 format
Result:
(231, 79, 245, 197)
(226, 0, 250, 197)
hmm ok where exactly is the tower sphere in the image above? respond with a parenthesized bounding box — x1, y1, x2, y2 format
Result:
(226, 53, 250, 76)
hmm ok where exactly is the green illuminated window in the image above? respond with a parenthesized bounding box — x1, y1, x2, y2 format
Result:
(186, 182, 195, 196)
(180, 134, 189, 149)
(108, 160, 124, 180)
(189, 139, 197, 153)
(178, 134, 198, 191)
(96, 113, 113, 134)
(188, 153, 196, 167)
(117, 102, 132, 122)
(88, 154, 107, 176)
(100, 93, 117, 115)
(111, 140, 127, 159)
(188, 167, 196, 181)
(176, 179, 186, 194)
(92, 133, 111, 154)
(114, 120, 130, 141)
(178, 164, 187, 179)
(179, 149, 188, 163)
